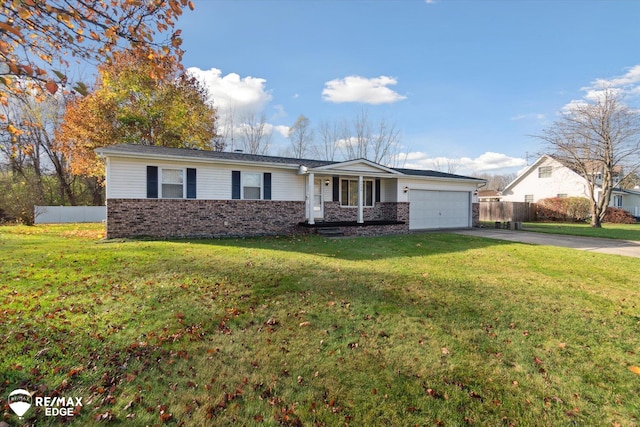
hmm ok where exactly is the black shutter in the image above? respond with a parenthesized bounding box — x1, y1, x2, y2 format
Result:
(186, 168, 196, 199)
(232, 170, 241, 199)
(375, 179, 381, 203)
(147, 166, 158, 198)
(332, 176, 340, 202)
(263, 172, 272, 200)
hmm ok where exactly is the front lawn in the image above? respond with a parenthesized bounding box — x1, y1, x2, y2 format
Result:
(1, 224, 639, 426)
(523, 222, 640, 241)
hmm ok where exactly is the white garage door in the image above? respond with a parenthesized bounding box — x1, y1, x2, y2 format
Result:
(409, 190, 470, 230)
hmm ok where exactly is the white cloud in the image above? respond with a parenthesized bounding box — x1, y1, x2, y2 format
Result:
(589, 65, 640, 90)
(322, 75, 407, 105)
(563, 65, 640, 112)
(187, 67, 273, 120)
(510, 113, 545, 121)
(272, 125, 290, 138)
(400, 151, 527, 175)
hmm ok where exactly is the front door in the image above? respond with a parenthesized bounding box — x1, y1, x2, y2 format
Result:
(313, 178, 324, 219)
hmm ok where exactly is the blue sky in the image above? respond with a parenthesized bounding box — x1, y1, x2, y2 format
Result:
(179, 0, 640, 175)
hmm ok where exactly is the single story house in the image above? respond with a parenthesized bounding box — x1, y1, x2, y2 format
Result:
(501, 155, 640, 217)
(96, 144, 485, 238)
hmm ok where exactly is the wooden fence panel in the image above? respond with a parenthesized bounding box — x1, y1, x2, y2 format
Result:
(479, 202, 536, 222)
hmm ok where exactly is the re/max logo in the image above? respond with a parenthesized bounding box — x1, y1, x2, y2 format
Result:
(34, 396, 83, 407)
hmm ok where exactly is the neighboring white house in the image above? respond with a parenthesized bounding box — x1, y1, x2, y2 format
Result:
(501, 155, 640, 217)
(96, 144, 486, 238)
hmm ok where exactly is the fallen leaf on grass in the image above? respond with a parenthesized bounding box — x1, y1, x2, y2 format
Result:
(628, 366, 640, 374)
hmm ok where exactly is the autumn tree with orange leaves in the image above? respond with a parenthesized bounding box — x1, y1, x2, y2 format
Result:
(1, 0, 193, 138)
(56, 50, 218, 178)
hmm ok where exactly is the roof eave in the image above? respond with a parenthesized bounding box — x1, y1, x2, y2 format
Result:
(96, 148, 304, 170)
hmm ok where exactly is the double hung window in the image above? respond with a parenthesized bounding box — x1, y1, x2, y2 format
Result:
(161, 169, 184, 198)
(231, 171, 272, 200)
(242, 172, 262, 200)
(146, 166, 196, 199)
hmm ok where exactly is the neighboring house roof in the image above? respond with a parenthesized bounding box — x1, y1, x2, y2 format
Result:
(96, 144, 485, 183)
(618, 188, 640, 195)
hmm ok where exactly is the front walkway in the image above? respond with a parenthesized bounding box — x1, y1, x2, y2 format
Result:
(450, 228, 640, 258)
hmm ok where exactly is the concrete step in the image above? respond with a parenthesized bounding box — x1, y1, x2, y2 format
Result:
(317, 227, 344, 237)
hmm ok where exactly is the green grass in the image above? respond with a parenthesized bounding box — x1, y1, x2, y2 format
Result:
(1, 223, 640, 426)
(522, 222, 640, 241)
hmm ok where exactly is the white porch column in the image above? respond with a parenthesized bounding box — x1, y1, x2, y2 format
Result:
(357, 175, 364, 223)
(308, 172, 315, 225)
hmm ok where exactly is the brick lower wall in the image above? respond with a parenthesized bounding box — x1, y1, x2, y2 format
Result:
(323, 202, 408, 222)
(106, 199, 306, 238)
(322, 202, 410, 236)
(472, 202, 480, 227)
(106, 199, 476, 239)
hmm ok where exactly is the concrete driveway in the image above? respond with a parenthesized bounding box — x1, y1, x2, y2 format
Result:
(451, 228, 640, 258)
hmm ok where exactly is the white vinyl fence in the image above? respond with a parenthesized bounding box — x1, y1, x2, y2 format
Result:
(34, 206, 106, 224)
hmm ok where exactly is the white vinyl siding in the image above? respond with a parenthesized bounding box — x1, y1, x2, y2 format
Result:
(501, 157, 591, 202)
(105, 157, 305, 201)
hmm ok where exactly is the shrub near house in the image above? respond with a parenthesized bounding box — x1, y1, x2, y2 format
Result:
(536, 197, 637, 223)
(536, 197, 591, 222)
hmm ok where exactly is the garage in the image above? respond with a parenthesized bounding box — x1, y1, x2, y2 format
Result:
(409, 190, 471, 230)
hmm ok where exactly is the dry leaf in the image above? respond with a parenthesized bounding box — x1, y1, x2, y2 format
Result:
(628, 366, 640, 375)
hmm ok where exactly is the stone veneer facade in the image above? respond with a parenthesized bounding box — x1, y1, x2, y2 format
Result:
(106, 199, 478, 239)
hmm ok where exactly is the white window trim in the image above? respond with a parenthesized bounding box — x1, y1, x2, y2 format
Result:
(160, 167, 186, 199)
(614, 195, 623, 207)
(340, 178, 374, 208)
(241, 171, 263, 200)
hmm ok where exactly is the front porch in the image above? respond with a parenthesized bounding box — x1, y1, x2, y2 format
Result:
(299, 201, 410, 237)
